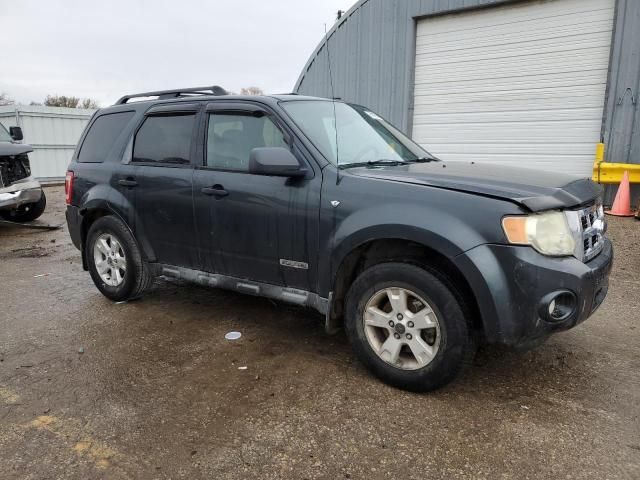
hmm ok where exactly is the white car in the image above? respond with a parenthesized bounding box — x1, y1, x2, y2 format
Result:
(0, 124, 46, 222)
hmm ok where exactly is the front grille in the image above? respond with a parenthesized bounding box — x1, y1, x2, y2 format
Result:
(578, 204, 605, 262)
(0, 154, 31, 188)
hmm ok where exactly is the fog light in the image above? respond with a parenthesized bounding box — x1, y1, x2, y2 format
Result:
(539, 291, 577, 322)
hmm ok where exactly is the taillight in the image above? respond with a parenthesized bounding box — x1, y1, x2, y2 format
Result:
(65, 171, 75, 205)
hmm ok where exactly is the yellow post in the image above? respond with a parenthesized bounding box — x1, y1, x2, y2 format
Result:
(592, 143, 605, 183)
(595, 143, 605, 163)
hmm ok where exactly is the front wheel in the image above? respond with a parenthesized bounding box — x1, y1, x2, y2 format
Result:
(86, 215, 154, 302)
(345, 263, 475, 392)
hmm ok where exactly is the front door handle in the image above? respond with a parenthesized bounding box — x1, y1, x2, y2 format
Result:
(118, 178, 138, 188)
(201, 185, 229, 197)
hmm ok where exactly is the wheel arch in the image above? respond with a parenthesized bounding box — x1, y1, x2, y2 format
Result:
(80, 202, 153, 271)
(78, 181, 157, 266)
(327, 237, 484, 339)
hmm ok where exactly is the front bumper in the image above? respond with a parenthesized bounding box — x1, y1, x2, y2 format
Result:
(455, 238, 613, 346)
(0, 179, 43, 209)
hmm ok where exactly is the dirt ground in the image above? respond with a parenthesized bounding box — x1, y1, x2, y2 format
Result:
(1, 186, 639, 480)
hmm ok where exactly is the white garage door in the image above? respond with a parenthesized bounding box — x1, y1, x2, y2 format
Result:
(412, 0, 615, 176)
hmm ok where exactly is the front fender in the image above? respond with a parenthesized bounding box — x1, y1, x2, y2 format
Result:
(319, 201, 497, 296)
(318, 169, 524, 297)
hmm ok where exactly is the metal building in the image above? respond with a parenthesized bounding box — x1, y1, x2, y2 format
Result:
(295, 0, 639, 202)
(0, 105, 95, 181)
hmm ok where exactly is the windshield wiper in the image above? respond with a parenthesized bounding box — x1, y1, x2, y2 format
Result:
(367, 159, 407, 166)
(407, 156, 439, 163)
(340, 159, 408, 169)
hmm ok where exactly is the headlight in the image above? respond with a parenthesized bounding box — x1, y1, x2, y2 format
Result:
(502, 211, 576, 256)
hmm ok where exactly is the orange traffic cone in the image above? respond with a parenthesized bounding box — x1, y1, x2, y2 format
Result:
(606, 171, 634, 217)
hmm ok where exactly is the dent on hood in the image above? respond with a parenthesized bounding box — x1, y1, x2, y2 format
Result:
(519, 179, 603, 211)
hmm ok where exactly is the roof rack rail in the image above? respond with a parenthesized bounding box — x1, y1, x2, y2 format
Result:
(114, 86, 227, 105)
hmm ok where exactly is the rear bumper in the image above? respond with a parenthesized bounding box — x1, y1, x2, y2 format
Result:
(0, 179, 42, 209)
(66, 205, 82, 250)
(455, 238, 613, 346)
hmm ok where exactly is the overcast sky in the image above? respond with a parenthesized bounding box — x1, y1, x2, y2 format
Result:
(0, 0, 352, 106)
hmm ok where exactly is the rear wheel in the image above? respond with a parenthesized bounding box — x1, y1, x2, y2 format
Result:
(0, 191, 46, 222)
(86, 215, 154, 302)
(345, 263, 475, 392)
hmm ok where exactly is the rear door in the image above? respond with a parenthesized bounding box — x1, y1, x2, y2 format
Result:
(128, 103, 200, 269)
(192, 101, 321, 291)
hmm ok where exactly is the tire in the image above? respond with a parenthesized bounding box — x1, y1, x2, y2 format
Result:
(345, 263, 475, 392)
(86, 215, 154, 302)
(0, 190, 46, 222)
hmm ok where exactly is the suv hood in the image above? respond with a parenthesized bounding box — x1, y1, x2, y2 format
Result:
(349, 162, 602, 211)
(0, 142, 33, 157)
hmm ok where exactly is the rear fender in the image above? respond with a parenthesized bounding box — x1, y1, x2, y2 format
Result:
(79, 185, 156, 263)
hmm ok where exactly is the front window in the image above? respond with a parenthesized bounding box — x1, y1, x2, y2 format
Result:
(0, 124, 12, 142)
(281, 101, 435, 167)
(206, 112, 288, 172)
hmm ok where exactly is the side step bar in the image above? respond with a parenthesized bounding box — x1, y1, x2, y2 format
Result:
(157, 265, 330, 318)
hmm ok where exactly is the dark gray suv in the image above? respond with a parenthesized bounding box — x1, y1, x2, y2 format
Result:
(65, 86, 613, 391)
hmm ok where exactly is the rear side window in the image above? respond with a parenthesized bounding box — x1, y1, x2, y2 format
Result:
(133, 113, 195, 165)
(78, 111, 134, 163)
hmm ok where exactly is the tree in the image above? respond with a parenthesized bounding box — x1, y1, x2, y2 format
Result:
(0, 92, 14, 106)
(240, 87, 264, 96)
(44, 95, 80, 108)
(80, 98, 100, 109)
(44, 95, 100, 109)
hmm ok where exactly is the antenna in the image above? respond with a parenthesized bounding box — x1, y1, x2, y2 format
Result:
(324, 23, 341, 184)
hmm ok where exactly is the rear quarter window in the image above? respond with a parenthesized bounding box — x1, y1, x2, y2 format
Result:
(78, 111, 135, 163)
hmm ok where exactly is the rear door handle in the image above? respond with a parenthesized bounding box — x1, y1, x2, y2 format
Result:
(118, 178, 138, 188)
(201, 185, 229, 197)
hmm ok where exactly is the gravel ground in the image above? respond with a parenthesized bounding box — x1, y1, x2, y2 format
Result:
(1, 186, 639, 480)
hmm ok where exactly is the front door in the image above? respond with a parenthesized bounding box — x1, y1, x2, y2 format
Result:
(192, 102, 321, 291)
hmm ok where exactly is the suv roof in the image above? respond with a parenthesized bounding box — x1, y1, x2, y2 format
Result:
(108, 85, 326, 111)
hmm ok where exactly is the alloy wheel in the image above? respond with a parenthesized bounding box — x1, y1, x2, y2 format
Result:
(93, 233, 127, 287)
(363, 287, 441, 370)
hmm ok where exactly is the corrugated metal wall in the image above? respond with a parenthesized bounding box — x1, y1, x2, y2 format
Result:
(0, 105, 94, 181)
(602, 0, 640, 204)
(295, 0, 640, 202)
(296, 0, 512, 133)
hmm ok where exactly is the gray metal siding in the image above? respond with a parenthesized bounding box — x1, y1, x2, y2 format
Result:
(295, 0, 513, 132)
(0, 105, 95, 180)
(296, 0, 640, 203)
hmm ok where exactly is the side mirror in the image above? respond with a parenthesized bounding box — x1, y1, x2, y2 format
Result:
(249, 147, 307, 178)
(9, 126, 23, 141)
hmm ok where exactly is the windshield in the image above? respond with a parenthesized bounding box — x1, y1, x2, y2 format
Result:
(281, 101, 435, 167)
(0, 124, 12, 142)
